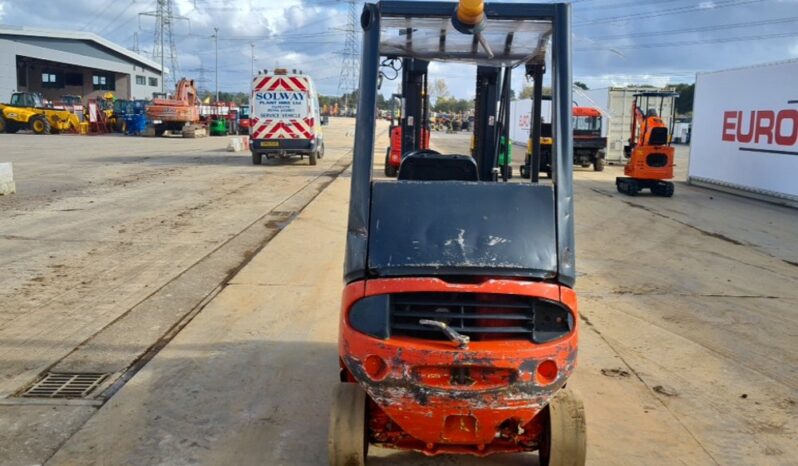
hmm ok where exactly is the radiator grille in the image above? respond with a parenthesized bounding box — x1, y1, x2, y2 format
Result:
(390, 293, 536, 341)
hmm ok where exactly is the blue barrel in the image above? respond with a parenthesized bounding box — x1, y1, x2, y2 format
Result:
(125, 114, 147, 135)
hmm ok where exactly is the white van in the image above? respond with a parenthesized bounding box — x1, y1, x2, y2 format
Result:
(249, 69, 325, 166)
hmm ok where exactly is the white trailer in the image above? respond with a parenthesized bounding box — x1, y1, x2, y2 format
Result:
(672, 121, 691, 144)
(509, 99, 551, 145)
(689, 59, 798, 207)
(573, 87, 676, 164)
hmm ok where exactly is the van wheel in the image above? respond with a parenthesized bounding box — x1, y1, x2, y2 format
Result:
(319, 141, 325, 158)
(251, 151, 262, 165)
(30, 115, 51, 135)
(309, 151, 318, 166)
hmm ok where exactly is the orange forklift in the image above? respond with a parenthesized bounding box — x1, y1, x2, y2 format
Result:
(383, 61, 432, 178)
(616, 91, 679, 196)
(330, 1, 585, 465)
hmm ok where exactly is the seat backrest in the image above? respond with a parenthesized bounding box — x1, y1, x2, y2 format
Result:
(648, 127, 668, 146)
(397, 151, 479, 181)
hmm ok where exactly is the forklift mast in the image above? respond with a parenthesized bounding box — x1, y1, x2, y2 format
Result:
(400, 58, 429, 157)
(472, 66, 499, 180)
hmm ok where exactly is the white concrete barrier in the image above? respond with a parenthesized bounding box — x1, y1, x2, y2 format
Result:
(0, 162, 15, 195)
(227, 137, 247, 152)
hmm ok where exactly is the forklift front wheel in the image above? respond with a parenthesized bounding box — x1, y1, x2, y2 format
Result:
(384, 148, 397, 177)
(328, 383, 368, 466)
(538, 388, 587, 466)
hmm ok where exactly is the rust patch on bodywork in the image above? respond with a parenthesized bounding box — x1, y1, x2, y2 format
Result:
(338, 278, 580, 455)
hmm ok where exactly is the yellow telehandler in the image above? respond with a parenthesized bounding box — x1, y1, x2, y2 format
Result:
(0, 92, 82, 135)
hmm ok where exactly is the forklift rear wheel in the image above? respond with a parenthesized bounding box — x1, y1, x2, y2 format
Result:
(251, 152, 262, 165)
(519, 164, 529, 179)
(309, 151, 318, 166)
(328, 383, 368, 466)
(538, 389, 587, 466)
(30, 116, 51, 135)
(0, 116, 6, 133)
(593, 158, 605, 172)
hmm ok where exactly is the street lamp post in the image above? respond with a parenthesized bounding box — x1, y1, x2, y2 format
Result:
(250, 42, 255, 82)
(213, 27, 219, 103)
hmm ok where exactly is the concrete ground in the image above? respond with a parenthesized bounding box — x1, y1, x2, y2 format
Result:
(2, 121, 796, 465)
(0, 118, 375, 465)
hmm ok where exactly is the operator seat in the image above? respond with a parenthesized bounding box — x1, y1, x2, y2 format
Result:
(397, 150, 479, 181)
(648, 127, 669, 146)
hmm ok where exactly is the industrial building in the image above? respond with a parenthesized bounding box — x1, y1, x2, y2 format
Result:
(0, 26, 164, 102)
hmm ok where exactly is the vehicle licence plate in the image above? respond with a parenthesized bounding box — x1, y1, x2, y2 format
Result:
(260, 141, 279, 148)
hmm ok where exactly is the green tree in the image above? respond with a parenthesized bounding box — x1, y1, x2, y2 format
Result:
(432, 96, 455, 113)
(574, 81, 589, 90)
(430, 79, 449, 104)
(453, 98, 473, 113)
(670, 83, 695, 116)
(519, 84, 552, 99)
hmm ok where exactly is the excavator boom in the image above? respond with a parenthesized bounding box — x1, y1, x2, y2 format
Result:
(147, 78, 200, 124)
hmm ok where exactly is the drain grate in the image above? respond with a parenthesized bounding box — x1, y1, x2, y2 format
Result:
(21, 372, 108, 399)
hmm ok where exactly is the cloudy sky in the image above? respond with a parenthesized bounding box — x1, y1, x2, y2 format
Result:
(1, 0, 797, 98)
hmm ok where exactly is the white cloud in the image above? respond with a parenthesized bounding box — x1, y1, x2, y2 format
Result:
(2, 0, 796, 95)
(581, 74, 675, 89)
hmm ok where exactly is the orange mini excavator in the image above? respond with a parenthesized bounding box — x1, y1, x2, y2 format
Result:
(616, 91, 679, 197)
